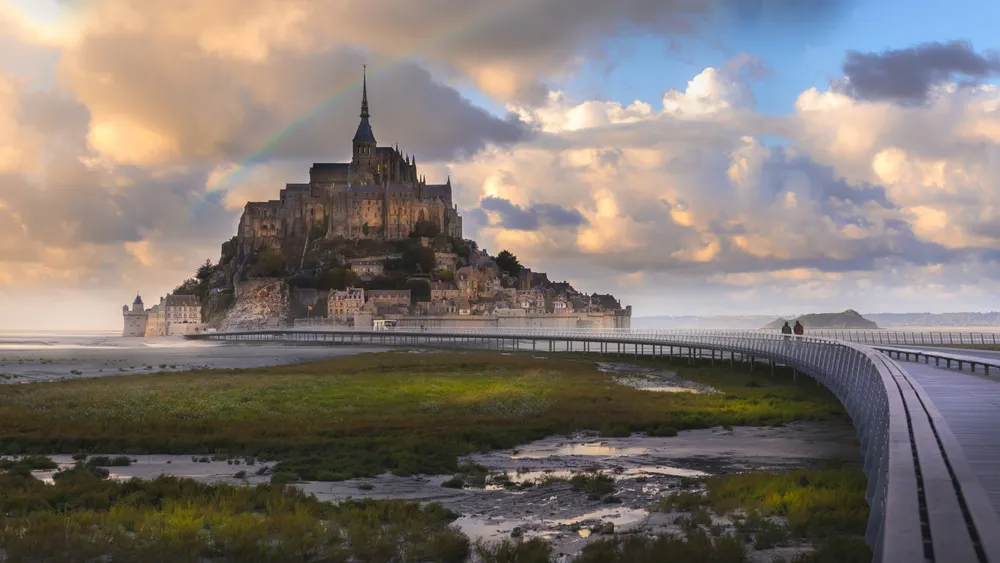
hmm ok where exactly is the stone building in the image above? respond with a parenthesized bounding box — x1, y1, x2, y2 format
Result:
(122, 296, 148, 337)
(348, 259, 385, 280)
(122, 294, 203, 337)
(237, 68, 462, 250)
(329, 287, 365, 321)
(368, 289, 411, 307)
(430, 281, 460, 302)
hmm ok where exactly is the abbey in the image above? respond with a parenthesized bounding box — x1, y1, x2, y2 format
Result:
(238, 70, 462, 244)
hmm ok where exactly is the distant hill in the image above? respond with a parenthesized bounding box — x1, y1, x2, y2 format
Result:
(633, 311, 1000, 330)
(763, 309, 878, 330)
(864, 312, 1000, 328)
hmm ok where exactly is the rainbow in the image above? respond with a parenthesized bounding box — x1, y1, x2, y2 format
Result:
(199, 0, 539, 212)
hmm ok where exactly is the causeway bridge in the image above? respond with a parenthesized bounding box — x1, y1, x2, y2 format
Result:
(188, 327, 1000, 563)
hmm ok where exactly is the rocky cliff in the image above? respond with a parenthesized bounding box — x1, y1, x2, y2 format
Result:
(218, 278, 291, 331)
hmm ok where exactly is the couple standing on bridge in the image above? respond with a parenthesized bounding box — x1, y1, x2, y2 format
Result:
(781, 321, 804, 338)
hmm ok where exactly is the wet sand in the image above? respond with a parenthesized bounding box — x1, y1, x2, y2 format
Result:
(0, 336, 387, 383)
(24, 419, 859, 560)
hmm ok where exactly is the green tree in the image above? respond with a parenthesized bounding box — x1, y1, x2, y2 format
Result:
(410, 220, 441, 238)
(250, 248, 286, 278)
(495, 250, 522, 277)
(406, 279, 431, 303)
(195, 259, 217, 282)
(172, 278, 199, 296)
(402, 244, 436, 274)
(316, 268, 358, 291)
(309, 225, 326, 241)
(362, 223, 371, 236)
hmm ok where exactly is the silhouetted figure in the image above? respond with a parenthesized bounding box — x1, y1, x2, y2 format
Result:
(793, 321, 804, 336)
(781, 321, 792, 340)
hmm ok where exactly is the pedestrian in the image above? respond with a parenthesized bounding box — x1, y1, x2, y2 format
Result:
(793, 321, 804, 336)
(781, 321, 792, 340)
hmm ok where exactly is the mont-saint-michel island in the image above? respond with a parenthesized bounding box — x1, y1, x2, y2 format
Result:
(123, 72, 631, 337)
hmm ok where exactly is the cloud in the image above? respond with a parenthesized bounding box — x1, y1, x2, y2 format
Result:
(479, 195, 588, 230)
(842, 41, 1000, 104)
(451, 62, 1000, 317)
(58, 33, 528, 167)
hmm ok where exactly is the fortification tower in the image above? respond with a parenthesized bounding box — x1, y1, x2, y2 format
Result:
(122, 294, 149, 337)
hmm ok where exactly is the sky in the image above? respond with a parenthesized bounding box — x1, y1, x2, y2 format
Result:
(2, 0, 1000, 330)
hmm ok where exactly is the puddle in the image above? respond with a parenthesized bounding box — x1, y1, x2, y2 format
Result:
(554, 507, 649, 529)
(513, 442, 648, 458)
(597, 362, 721, 394)
(620, 466, 707, 478)
(25, 455, 277, 486)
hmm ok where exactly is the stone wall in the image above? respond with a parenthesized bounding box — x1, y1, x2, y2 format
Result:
(391, 311, 630, 330)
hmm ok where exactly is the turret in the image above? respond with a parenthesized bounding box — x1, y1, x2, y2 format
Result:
(131, 295, 144, 313)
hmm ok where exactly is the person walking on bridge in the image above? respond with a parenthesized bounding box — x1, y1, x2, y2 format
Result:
(781, 321, 792, 339)
(793, 321, 804, 336)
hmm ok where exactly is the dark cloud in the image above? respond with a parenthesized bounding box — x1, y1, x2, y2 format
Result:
(842, 41, 1000, 104)
(60, 35, 529, 166)
(479, 196, 588, 230)
(0, 161, 235, 252)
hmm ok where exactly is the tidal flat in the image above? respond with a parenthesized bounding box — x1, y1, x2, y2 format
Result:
(0, 334, 388, 383)
(0, 351, 869, 561)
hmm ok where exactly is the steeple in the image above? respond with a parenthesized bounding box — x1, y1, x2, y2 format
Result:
(353, 65, 376, 146)
(360, 65, 370, 119)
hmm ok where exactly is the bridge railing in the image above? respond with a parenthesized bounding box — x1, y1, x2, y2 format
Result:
(188, 328, 1000, 561)
(757, 328, 1000, 348)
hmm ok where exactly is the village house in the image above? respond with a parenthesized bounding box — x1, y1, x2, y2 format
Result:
(516, 289, 546, 314)
(329, 287, 365, 321)
(368, 289, 411, 306)
(552, 294, 574, 313)
(430, 281, 460, 302)
(348, 258, 385, 280)
(456, 267, 482, 300)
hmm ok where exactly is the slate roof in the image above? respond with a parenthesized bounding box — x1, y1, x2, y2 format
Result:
(164, 295, 199, 307)
(424, 184, 451, 200)
(311, 163, 349, 173)
(353, 117, 376, 143)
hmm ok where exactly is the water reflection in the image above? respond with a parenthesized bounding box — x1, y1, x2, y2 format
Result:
(513, 442, 648, 458)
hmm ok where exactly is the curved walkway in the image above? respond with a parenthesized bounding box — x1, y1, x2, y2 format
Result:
(896, 359, 1000, 521)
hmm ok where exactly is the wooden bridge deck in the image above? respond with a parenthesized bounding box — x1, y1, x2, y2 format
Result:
(902, 360, 1000, 518)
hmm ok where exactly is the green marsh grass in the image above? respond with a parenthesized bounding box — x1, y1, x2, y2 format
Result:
(0, 466, 472, 563)
(0, 351, 848, 480)
(652, 466, 870, 562)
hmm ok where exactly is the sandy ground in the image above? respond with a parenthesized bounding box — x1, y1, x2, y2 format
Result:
(0, 336, 388, 383)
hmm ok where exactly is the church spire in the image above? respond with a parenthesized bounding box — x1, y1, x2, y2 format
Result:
(352, 64, 376, 145)
(360, 65, 370, 119)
